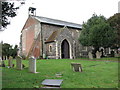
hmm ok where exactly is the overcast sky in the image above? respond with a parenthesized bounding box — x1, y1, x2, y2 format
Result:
(0, 0, 119, 46)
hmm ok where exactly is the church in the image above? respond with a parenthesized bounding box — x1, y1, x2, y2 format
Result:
(19, 8, 110, 59)
(20, 15, 83, 59)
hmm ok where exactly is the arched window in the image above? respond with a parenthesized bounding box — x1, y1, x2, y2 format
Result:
(49, 45, 52, 52)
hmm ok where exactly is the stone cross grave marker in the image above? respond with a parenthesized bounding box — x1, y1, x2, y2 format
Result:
(16, 56, 22, 70)
(88, 52, 93, 59)
(96, 51, 101, 59)
(29, 56, 36, 73)
(8, 56, 13, 68)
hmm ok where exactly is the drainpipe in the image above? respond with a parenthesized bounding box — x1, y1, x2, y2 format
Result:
(40, 23, 43, 58)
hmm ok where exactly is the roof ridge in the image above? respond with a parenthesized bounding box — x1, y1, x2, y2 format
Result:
(32, 15, 82, 29)
(34, 15, 81, 25)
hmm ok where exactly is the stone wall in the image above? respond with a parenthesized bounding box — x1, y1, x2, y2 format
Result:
(56, 27, 74, 59)
(41, 24, 62, 57)
(41, 23, 82, 59)
(46, 42, 56, 57)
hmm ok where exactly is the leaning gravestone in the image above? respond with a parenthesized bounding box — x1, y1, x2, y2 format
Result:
(71, 63, 82, 72)
(16, 56, 22, 70)
(96, 51, 101, 59)
(8, 56, 13, 68)
(29, 56, 36, 73)
(88, 52, 93, 59)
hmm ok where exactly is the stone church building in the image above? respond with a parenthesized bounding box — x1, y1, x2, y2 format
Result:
(20, 14, 91, 59)
(20, 11, 111, 59)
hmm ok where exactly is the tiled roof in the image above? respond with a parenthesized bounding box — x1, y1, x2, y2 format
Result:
(45, 30, 61, 43)
(33, 16, 82, 29)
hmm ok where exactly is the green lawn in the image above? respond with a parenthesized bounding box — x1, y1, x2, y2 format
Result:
(77, 57, 119, 61)
(2, 59, 118, 88)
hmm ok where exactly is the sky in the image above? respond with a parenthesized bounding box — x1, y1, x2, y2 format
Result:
(0, 0, 120, 46)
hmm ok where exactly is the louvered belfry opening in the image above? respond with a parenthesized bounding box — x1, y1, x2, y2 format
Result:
(61, 39, 70, 59)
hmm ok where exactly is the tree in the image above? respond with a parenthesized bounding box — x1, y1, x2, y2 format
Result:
(2, 43, 12, 59)
(2, 43, 18, 59)
(79, 14, 115, 57)
(107, 13, 120, 48)
(1, 1, 25, 30)
(11, 45, 18, 58)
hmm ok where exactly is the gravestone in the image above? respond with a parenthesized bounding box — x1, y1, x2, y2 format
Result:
(88, 52, 93, 59)
(43, 53, 46, 59)
(29, 56, 36, 73)
(115, 50, 119, 57)
(16, 56, 22, 70)
(115, 53, 119, 57)
(1, 60, 5, 67)
(41, 79, 63, 88)
(96, 51, 102, 59)
(8, 56, 13, 68)
(55, 73, 63, 77)
(71, 63, 82, 72)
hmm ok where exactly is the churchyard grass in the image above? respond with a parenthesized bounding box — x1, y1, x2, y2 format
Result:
(77, 57, 118, 61)
(94, 57, 119, 61)
(2, 59, 118, 88)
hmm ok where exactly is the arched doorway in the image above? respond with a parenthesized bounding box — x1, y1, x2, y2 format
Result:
(61, 39, 70, 58)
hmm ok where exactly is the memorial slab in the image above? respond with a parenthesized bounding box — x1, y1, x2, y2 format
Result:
(41, 79, 63, 87)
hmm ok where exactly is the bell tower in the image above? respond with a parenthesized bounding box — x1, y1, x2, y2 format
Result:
(28, 7, 36, 16)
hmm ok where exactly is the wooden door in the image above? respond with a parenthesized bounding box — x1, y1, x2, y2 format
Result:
(61, 39, 70, 58)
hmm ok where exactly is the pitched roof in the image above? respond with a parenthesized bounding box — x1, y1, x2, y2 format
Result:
(45, 30, 61, 43)
(33, 16, 82, 29)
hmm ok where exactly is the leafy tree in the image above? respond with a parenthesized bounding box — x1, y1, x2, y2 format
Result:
(2, 43, 12, 59)
(2, 43, 18, 59)
(107, 13, 120, 48)
(79, 14, 115, 57)
(11, 45, 18, 58)
(1, 1, 25, 29)
(1, 2, 17, 29)
(0, 42, 2, 58)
